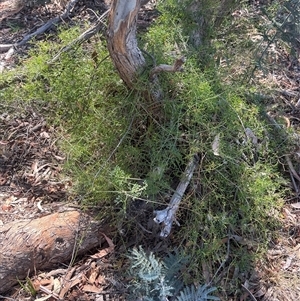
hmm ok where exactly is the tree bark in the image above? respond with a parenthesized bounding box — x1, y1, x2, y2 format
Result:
(0, 210, 105, 294)
(107, 0, 146, 88)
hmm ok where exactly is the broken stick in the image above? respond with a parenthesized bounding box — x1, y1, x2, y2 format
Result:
(154, 154, 199, 237)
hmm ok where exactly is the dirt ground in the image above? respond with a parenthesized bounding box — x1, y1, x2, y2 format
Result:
(0, 0, 300, 300)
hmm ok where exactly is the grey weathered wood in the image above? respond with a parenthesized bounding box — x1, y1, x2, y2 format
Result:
(154, 155, 198, 237)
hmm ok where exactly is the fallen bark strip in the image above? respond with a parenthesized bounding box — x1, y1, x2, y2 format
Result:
(0, 0, 79, 53)
(0, 210, 105, 294)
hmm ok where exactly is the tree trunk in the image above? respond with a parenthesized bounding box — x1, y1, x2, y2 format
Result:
(0, 210, 105, 294)
(107, 0, 146, 88)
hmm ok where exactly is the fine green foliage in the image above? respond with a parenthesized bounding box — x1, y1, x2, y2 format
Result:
(261, 0, 300, 55)
(0, 0, 293, 298)
(144, 0, 286, 275)
(128, 247, 219, 301)
(213, 0, 300, 86)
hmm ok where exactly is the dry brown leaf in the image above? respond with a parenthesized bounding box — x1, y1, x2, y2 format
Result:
(53, 154, 65, 161)
(202, 261, 212, 284)
(282, 256, 293, 270)
(282, 207, 296, 223)
(88, 266, 100, 284)
(58, 267, 77, 299)
(96, 274, 106, 285)
(82, 284, 102, 293)
(33, 277, 53, 291)
(40, 131, 50, 139)
(90, 233, 114, 259)
(1, 203, 12, 211)
(59, 276, 81, 299)
(32, 160, 39, 175)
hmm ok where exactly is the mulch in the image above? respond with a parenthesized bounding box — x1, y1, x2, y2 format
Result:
(0, 105, 69, 224)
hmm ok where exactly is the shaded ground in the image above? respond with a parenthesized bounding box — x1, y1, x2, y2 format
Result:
(252, 48, 300, 300)
(0, 105, 68, 224)
(0, 1, 300, 300)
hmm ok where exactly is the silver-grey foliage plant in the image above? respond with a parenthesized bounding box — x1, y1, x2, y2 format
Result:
(127, 246, 220, 301)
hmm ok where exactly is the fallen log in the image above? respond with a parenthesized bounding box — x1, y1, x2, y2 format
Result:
(0, 210, 105, 294)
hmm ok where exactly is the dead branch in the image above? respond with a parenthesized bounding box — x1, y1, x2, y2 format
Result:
(0, 0, 79, 53)
(149, 56, 186, 101)
(48, 9, 109, 64)
(150, 56, 186, 80)
(241, 284, 259, 301)
(154, 155, 199, 237)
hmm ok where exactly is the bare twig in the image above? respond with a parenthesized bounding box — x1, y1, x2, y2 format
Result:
(94, 116, 135, 180)
(48, 10, 109, 64)
(0, 296, 15, 301)
(209, 236, 231, 285)
(275, 89, 299, 98)
(154, 154, 198, 237)
(39, 285, 60, 300)
(241, 284, 258, 301)
(288, 167, 299, 194)
(285, 155, 300, 182)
